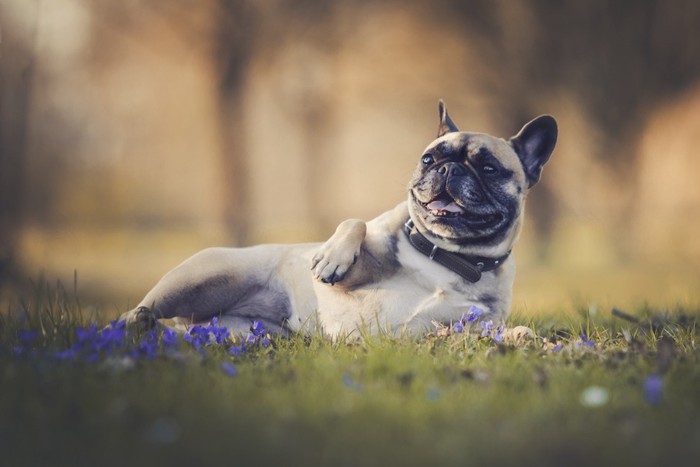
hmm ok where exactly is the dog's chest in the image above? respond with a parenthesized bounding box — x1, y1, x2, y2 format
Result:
(385, 236, 484, 320)
(315, 235, 497, 336)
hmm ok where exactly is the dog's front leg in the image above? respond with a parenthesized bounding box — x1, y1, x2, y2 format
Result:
(311, 219, 366, 285)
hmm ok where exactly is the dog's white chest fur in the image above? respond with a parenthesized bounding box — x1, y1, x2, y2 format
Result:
(313, 232, 504, 337)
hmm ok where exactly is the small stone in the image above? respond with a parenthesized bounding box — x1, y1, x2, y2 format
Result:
(502, 326, 536, 346)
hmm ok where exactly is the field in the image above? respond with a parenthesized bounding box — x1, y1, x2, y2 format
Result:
(1, 283, 699, 467)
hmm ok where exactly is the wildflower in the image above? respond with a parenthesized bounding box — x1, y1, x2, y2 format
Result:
(12, 329, 40, 357)
(184, 325, 211, 351)
(55, 348, 78, 360)
(209, 321, 231, 345)
(228, 344, 245, 357)
(239, 320, 273, 350)
(493, 326, 505, 344)
(551, 343, 563, 352)
(161, 329, 179, 348)
(18, 329, 39, 345)
(480, 320, 494, 338)
(220, 361, 238, 377)
(136, 329, 160, 359)
(100, 321, 127, 354)
(477, 320, 505, 343)
(452, 321, 464, 333)
(251, 320, 267, 337)
(57, 324, 102, 360)
(578, 333, 595, 348)
(75, 324, 99, 347)
(643, 374, 663, 405)
(462, 306, 484, 324)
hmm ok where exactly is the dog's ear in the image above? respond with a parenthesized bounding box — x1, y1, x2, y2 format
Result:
(509, 115, 558, 188)
(437, 99, 459, 137)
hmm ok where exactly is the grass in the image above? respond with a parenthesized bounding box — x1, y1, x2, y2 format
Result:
(1, 281, 699, 467)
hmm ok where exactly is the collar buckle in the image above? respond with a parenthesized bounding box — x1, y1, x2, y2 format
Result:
(429, 244, 439, 260)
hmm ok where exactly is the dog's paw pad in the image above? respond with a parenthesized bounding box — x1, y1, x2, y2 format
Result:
(311, 248, 358, 285)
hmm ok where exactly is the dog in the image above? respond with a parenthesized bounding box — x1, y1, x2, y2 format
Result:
(119, 101, 557, 338)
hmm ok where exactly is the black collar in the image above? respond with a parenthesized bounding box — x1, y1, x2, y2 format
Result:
(404, 219, 510, 283)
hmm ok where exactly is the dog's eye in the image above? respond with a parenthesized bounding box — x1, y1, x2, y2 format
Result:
(421, 154, 434, 166)
(481, 164, 498, 175)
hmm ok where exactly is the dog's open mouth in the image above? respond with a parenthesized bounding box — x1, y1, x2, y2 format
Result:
(421, 196, 502, 227)
(424, 199, 465, 218)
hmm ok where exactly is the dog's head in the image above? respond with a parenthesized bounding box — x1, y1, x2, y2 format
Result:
(408, 100, 557, 254)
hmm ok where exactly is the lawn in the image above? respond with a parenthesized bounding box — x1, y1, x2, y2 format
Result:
(1, 282, 698, 467)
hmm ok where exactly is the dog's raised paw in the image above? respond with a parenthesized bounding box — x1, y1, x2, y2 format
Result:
(311, 246, 358, 285)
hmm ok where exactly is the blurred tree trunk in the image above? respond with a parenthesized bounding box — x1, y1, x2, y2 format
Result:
(0, 3, 37, 282)
(214, 0, 257, 245)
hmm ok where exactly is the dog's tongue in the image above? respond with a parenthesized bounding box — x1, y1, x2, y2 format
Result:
(427, 200, 465, 214)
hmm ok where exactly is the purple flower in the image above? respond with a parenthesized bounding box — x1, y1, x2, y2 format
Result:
(18, 329, 39, 345)
(207, 318, 232, 344)
(182, 320, 232, 350)
(100, 322, 127, 353)
(493, 329, 504, 344)
(480, 320, 494, 338)
(251, 321, 267, 337)
(161, 329, 179, 348)
(137, 330, 160, 359)
(643, 374, 663, 405)
(462, 306, 484, 324)
(552, 343, 563, 352)
(478, 320, 505, 342)
(228, 344, 245, 357)
(184, 325, 211, 350)
(76, 324, 99, 345)
(220, 361, 238, 377)
(12, 329, 40, 357)
(212, 327, 230, 345)
(55, 348, 78, 360)
(578, 333, 595, 348)
(452, 322, 464, 333)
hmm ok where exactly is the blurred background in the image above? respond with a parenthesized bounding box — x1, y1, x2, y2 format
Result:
(1, 0, 699, 317)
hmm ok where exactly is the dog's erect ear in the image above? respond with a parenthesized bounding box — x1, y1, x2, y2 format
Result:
(509, 115, 558, 188)
(437, 99, 459, 137)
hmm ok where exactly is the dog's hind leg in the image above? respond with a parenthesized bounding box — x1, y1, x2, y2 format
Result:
(119, 245, 298, 335)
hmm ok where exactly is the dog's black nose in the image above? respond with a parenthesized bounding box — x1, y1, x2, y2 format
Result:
(441, 162, 484, 202)
(438, 162, 467, 177)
